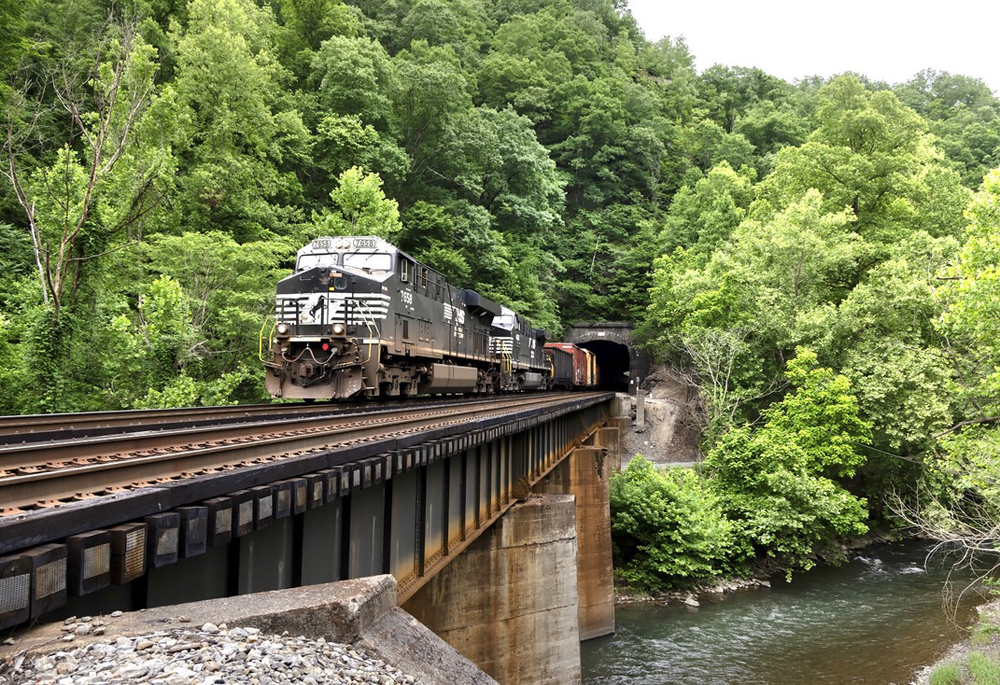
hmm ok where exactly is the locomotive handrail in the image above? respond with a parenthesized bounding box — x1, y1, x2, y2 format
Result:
(258, 306, 276, 363)
(355, 299, 379, 366)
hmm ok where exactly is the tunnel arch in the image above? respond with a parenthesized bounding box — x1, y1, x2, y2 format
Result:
(563, 323, 650, 394)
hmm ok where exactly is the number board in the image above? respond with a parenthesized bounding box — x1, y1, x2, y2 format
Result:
(311, 238, 331, 249)
(352, 238, 377, 248)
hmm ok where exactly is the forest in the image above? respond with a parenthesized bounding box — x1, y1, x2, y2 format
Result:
(2, 0, 1000, 586)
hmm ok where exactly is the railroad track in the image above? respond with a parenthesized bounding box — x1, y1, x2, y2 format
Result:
(0, 394, 584, 516)
(0, 396, 487, 445)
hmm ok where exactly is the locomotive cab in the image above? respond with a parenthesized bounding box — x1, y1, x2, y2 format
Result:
(489, 307, 547, 391)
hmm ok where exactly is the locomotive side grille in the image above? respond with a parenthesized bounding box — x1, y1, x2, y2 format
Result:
(276, 293, 392, 326)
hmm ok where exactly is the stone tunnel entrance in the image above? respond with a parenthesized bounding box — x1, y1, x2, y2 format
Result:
(563, 323, 650, 395)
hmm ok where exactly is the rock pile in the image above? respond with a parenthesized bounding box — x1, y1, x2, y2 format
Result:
(1, 621, 419, 685)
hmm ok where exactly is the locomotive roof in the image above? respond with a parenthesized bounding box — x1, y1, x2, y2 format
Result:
(298, 235, 401, 258)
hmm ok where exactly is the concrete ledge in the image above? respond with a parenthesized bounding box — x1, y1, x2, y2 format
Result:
(3, 575, 497, 685)
(357, 608, 497, 685)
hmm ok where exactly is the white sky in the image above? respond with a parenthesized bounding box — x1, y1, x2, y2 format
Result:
(625, 0, 1000, 95)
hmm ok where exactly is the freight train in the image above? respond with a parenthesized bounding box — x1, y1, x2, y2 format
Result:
(263, 235, 598, 400)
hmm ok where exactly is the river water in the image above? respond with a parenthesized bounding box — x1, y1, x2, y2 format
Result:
(581, 542, 988, 685)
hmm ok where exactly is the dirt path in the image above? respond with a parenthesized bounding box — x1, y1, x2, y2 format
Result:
(620, 365, 703, 466)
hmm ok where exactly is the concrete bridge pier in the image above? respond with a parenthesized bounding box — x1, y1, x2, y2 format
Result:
(402, 422, 620, 684)
(535, 426, 618, 641)
(402, 493, 582, 685)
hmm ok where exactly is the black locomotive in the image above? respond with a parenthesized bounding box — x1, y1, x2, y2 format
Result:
(263, 236, 550, 400)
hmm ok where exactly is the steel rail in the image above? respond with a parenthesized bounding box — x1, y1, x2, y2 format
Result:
(0, 395, 502, 445)
(0, 403, 284, 436)
(0, 394, 578, 513)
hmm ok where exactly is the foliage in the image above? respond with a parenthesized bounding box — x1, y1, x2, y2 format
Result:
(645, 191, 863, 443)
(936, 169, 1000, 416)
(99, 232, 286, 409)
(1, 0, 999, 590)
(704, 349, 871, 573)
(0, 313, 21, 414)
(609, 456, 733, 589)
(897, 171, 1000, 557)
(3, 14, 161, 316)
(760, 76, 968, 246)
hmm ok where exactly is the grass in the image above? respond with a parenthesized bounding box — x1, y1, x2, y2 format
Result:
(930, 663, 962, 685)
(969, 652, 1000, 685)
(927, 652, 1000, 685)
(973, 622, 1000, 646)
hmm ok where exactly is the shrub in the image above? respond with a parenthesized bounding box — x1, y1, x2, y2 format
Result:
(705, 349, 871, 573)
(610, 456, 733, 590)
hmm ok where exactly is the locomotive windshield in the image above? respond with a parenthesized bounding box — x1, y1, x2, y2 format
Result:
(296, 253, 339, 271)
(493, 313, 515, 331)
(342, 251, 392, 271)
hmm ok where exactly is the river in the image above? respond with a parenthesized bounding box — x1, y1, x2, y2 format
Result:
(581, 542, 988, 685)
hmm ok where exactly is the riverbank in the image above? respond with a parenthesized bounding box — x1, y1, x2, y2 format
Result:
(615, 577, 772, 607)
(912, 597, 1000, 685)
(613, 529, 899, 608)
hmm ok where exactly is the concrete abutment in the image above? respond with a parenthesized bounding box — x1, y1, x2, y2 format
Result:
(403, 493, 583, 685)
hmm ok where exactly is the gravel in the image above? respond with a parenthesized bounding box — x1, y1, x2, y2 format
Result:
(0, 620, 420, 685)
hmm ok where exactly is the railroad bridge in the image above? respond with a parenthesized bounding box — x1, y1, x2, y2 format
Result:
(564, 322, 650, 395)
(0, 393, 628, 684)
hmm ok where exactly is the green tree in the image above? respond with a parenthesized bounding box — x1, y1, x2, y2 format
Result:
(444, 106, 564, 238)
(317, 167, 402, 239)
(936, 168, 1000, 421)
(399, 0, 488, 66)
(0, 0, 27, 87)
(168, 0, 309, 241)
(310, 35, 397, 132)
(706, 349, 872, 573)
(734, 99, 809, 161)
(645, 191, 863, 438)
(760, 75, 967, 246)
(895, 170, 1000, 568)
(698, 64, 793, 133)
(273, 0, 360, 83)
(102, 231, 286, 408)
(3, 16, 160, 316)
(896, 70, 1000, 188)
(391, 42, 472, 207)
(657, 161, 755, 258)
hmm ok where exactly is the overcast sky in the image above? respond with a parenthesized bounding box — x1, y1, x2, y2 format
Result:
(625, 0, 1000, 95)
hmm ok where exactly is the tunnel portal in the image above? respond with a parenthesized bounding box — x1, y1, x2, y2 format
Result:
(563, 323, 649, 395)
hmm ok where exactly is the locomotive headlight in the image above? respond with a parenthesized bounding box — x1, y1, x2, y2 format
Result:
(277, 323, 289, 336)
(332, 323, 345, 335)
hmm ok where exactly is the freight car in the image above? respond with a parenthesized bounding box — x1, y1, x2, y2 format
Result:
(263, 236, 550, 400)
(544, 343, 599, 389)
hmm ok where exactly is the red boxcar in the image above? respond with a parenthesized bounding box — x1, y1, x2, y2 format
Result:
(544, 343, 599, 389)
